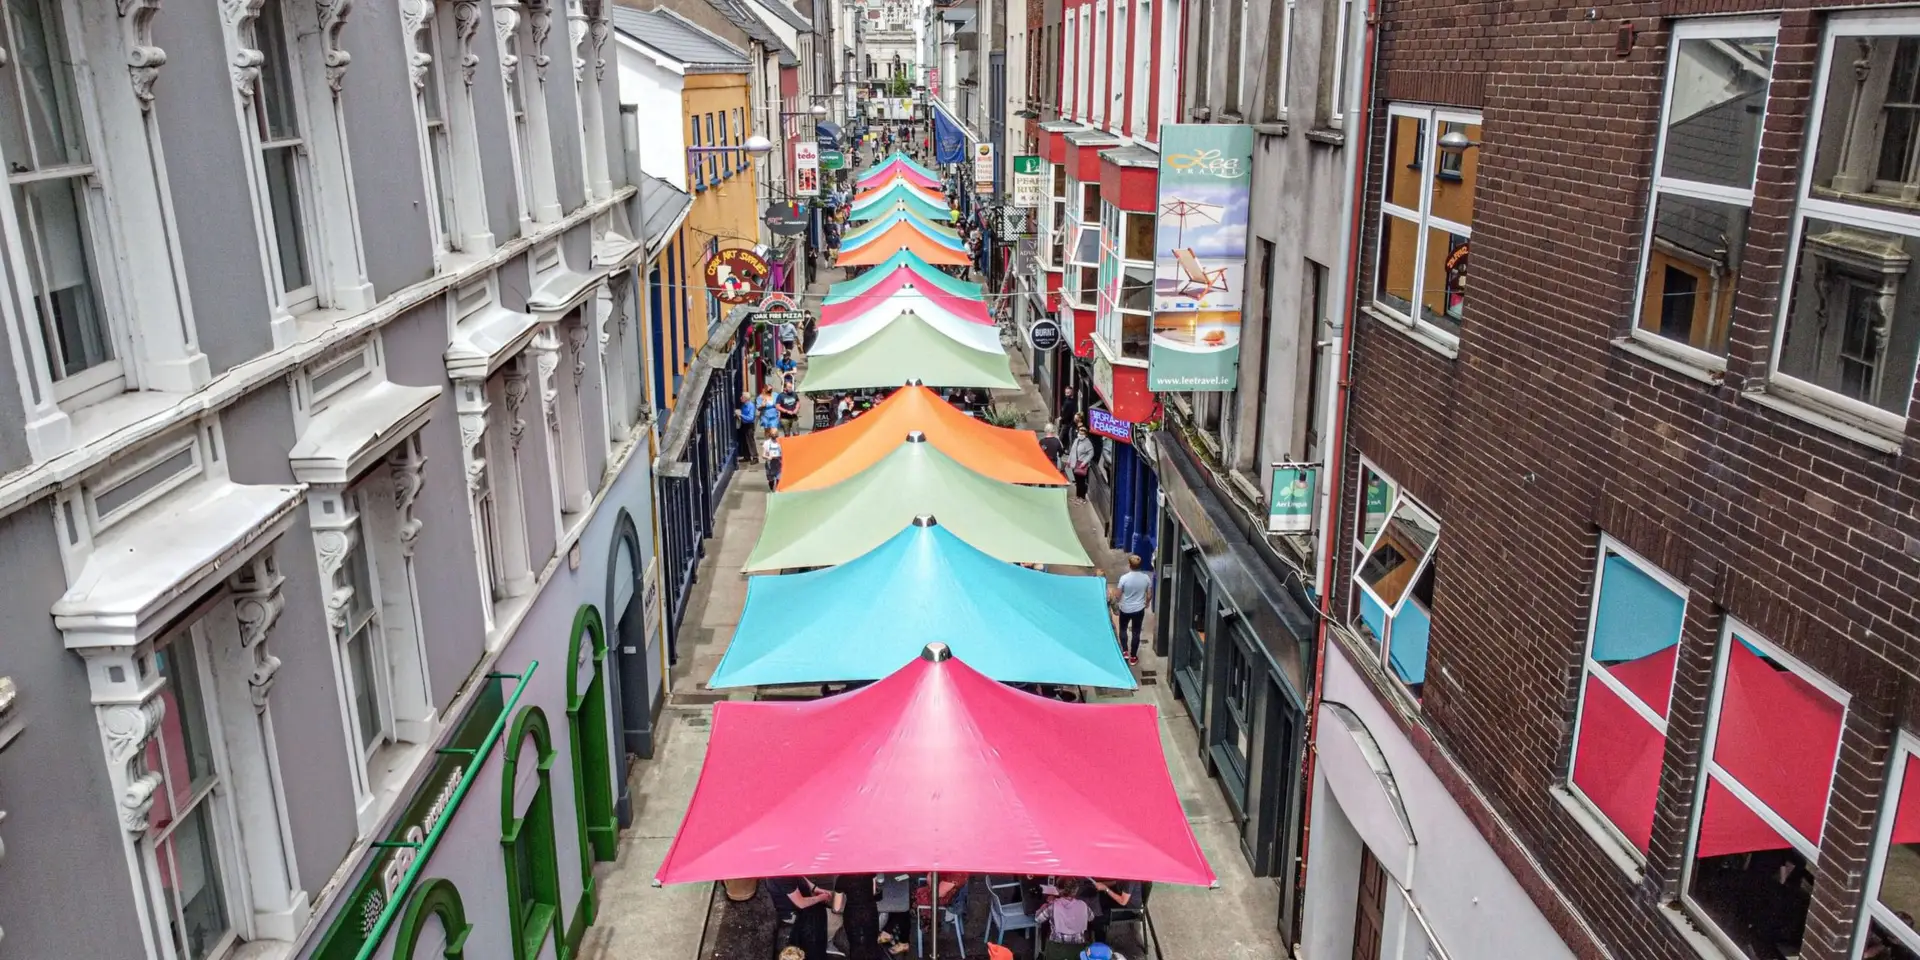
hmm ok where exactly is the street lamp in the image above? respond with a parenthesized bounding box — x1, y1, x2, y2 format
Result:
(779, 103, 831, 119)
(1437, 130, 1480, 154)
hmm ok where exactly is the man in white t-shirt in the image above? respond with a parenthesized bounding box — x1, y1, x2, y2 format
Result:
(761, 429, 784, 491)
(1109, 554, 1153, 664)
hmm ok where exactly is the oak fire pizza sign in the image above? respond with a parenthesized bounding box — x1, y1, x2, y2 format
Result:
(704, 247, 770, 305)
(755, 292, 810, 325)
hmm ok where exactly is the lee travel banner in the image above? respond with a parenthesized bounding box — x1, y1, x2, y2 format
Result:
(1149, 124, 1254, 391)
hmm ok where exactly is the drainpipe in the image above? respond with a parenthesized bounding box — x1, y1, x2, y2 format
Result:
(1294, 0, 1380, 944)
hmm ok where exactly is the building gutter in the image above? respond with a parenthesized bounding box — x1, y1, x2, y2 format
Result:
(1294, 0, 1378, 945)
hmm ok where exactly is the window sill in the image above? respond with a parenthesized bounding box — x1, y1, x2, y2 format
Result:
(1305, 128, 1346, 147)
(361, 739, 433, 838)
(1360, 305, 1459, 359)
(1611, 337, 1723, 388)
(1741, 388, 1903, 456)
(1657, 902, 1737, 960)
(1547, 784, 1646, 883)
(1253, 120, 1289, 137)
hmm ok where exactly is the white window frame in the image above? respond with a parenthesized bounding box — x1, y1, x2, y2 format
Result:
(1043, 162, 1068, 272)
(415, 8, 458, 254)
(1373, 103, 1477, 349)
(1629, 18, 1776, 370)
(1095, 200, 1154, 357)
(1562, 536, 1689, 863)
(1858, 732, 1920, 958)
(1066, 180, 1102, 309)
(502, 0, 563, 230)
(1348, 460, 1438, 700)
(1078, 8, 1092, 121)
(1771, 13, 1920, 435)
(1326, 0, 1354, 126)
(1156, 0, 1180, 137)
(1679, 620, 1850, 950)
(1093, 4, 1108, 129)
(1262, 0, 1294, 121)
(1131, 0, 1152, 135)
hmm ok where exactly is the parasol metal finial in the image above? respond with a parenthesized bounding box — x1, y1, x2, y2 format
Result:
(906, 430, 927, 443)
(921, 642, 951, 662)
(913, 514, 938, 527)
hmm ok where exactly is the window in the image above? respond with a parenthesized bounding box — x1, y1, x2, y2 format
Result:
(1065, 181, 1102, 309)
(0, 0, 120, 401)
(1683, 625, 1845, 959)
(337, 494, 390, 762)
(418, 21, 458, 251)
(1111, 0, 1127, 130)
(717, 109, 731, 180)
(1633, 21, 1774, 359)
(506, 27, 534, 219)
(735, 108, 747, 172)
(1044, 163, 1068, 269)
(1093, 5, 1108, 127)
(1350, 465, 1436, 699)
(1566, 540, 1687, 858)
(144, 625, 239, 960)
(1260, 0, 1293, 121)
(690, 110, 705, 191)
(1374, 104, 1478, 345)
(1132, 0, 1151, 135)
(1325, 0, 1354, 125)
(705, 113, 717, 185)
(1095, 200, 1154, 359)
(505, 11, 557, 227)
(1861, 736, 1920, 959)
(252, 0, 317, 306)
(1157, 0, 1180, 134)
(1777, 16, 1920, 422)
(1223, 0, 1246, 117)
(1078, 9, 1091, 119)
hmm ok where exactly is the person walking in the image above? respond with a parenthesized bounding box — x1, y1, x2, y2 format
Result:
(1109, 557, 1153, 664)
(1067, 427, 1095, 503)
(1039, 423, 1063, 473)
(777, 381, 800, 435)
(737, 392, 760, 463)
(762, 428, 785, 490)
(1057, 386, 1079, 435)
(758, 386, 782, 437)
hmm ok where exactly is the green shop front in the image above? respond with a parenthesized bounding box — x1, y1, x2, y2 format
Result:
(305, 607, 622, 960)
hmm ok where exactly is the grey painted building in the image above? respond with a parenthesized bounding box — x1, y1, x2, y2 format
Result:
(0, 1, 669, 958)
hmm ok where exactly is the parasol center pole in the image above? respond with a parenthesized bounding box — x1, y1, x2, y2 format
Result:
(930, 869, 940, 960)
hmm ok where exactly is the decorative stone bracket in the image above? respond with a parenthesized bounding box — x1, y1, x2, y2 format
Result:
(118, 0, 167, 110)
(389, 434, 428, 558)
(220, 0, 266, 99)
(229, 554, 286, 711)
(401, 0, 434, 90)
(316, 0, 354, 93)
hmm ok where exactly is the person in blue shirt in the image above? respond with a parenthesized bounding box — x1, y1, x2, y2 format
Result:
(735, 391, 758, 463)
(774, 347, 797, 379)
(757, 386, 781, 435)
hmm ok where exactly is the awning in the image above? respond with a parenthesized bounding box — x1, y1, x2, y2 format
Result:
(835, 223, 971, 266)
(849, 188, 954, 224)
(857, 160, 942, 191)
(711, 522, 1128, 688)
(655, 648, 1212, 883)
(844, 208, 960, 242)
(842, 218, 965, 255)
(811, 305, 1002, 356)
(797, 311, 1017, 394)
(855, 178, 945, 207)
(819, 281, 992, 331)
(816, 120, 844, 150)
(825, 254, 981, 303)
(857, 151, 941, 184)
(778, 384, 1063, 490)
(744, 436, 1085, 570)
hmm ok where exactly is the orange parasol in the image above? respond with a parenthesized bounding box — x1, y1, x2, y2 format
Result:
(779, 385, 1065, 490)
(834, 222, 972, 266)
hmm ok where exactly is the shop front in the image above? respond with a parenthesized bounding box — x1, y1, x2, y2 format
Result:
(1154, 428, 1316, 936)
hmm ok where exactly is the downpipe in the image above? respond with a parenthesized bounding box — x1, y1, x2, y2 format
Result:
(1292, 0, 1380, 950)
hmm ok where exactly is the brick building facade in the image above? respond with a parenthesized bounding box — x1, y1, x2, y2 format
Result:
(1313, 0, 1920, 958)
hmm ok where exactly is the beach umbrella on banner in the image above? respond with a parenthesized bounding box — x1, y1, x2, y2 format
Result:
(1159, 198, 1223, 249)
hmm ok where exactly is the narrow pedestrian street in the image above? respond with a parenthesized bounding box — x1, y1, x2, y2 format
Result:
(582, 275, 1288, 960)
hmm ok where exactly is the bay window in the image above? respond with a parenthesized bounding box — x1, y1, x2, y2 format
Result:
(1775, 15, 1920, 426)
(1633, 21, 1774, 360)
(1374, 104, 1478, 346)
(1095, 200, 1153, 359)
(1683, 624, 1845, 958)
(1043, 163, 1068, 270)
(1349, 463, 1436, 699)
(1565, 540, 1687, 858)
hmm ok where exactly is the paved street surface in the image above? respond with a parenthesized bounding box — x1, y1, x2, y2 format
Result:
(583, 275, 1289, 960)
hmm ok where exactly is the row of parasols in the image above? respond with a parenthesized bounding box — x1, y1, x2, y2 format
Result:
(653, 156, 1215, 892)
(798, 154, 1018, 395)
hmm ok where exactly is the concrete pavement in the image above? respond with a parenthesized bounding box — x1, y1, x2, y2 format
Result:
(584, 282, 1289, 960)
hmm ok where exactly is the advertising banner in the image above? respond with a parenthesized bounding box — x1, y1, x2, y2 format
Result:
(973, 143, 995, 194)
(1149, 124, 1255, 391)
(1011, 155, 1044, 207)
(1267, 463, 1318, 533)
(794, 142, 820, 197)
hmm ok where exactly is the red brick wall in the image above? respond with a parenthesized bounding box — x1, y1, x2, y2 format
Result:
(1336, 1, 1920, 958)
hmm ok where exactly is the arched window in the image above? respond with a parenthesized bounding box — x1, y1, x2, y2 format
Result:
(568, 604, 618, 878)
(500, 706, 562, 960)
(394, 878, 472, 959)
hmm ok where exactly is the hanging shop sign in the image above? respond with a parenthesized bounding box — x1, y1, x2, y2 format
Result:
(1027, 317, 1062, 352)
(821, 150, 847, 171)
(1011, 155, 1044, 208)
(763, 201, 809, 237)
(973, 143, 996, 194)
(1149, 124, 1255, 392)
(754, 292, 811, 325)
(795, 142, 821, 197)
(1267, 463, 1319, 534)
(705, 247, 770, 304)
(1087, 408, 1133, 444)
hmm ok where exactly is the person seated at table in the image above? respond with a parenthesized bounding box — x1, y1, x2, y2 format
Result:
(834, 874, 881, 960)
(1088, 879, 1141, 944)
(768, 876, 835, 960)
(1035, 878, 1094, 960)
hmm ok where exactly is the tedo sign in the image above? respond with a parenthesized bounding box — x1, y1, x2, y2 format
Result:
(755, 292, 810, 325)
(704, 247, 769, 304)
(1087, 408, 1132, 444)
(1027, 317, 1062, 352)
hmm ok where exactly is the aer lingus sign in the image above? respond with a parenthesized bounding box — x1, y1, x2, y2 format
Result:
(1149, 124, 1254, 391)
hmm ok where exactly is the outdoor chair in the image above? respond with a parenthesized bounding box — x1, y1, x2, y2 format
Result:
(984, 875, 1040, 959)
(1100, 881, 1152, 949)
(1171, 248, 1230, 300)
(914, 876, 972, 957)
